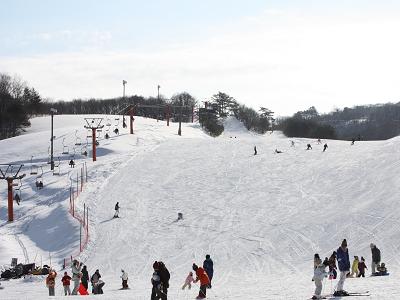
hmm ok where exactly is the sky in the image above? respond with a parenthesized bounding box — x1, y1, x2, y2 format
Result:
(1, 0, 400, 116)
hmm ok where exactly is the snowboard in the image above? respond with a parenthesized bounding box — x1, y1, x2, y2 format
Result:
(371, 272, 389, 276)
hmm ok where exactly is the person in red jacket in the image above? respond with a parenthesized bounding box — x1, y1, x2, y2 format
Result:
(61, 271, 72, 295)
(193, 263, 210, 299)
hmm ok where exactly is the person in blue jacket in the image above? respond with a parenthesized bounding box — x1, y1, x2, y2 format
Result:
(203, 254, 214, 288)
(334, 239, 350, 296)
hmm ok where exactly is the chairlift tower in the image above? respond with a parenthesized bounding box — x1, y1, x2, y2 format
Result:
(0, 164, 26, 222)
(84, 118, 104, 162)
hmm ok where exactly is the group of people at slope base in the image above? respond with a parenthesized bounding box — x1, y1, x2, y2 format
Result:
(312, 239, 387, 299)
(254, 140, 329, 156)
(45, 259, 129, 296)
(152, 254, 214, 300)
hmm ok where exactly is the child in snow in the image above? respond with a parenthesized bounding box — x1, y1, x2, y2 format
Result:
(46, 270, 57, 296)
(182, 271, 194, 290)
(377, 263, 387, 275)
(350, 256, 359, 277)
(312, 255, 329, 300)
(151, 262, 162, 299)
(121, 269, 129, 289)
(193, 263, 210, 299)
(358, 257, 367, 277)
(328, 251, 337, 279)
(61, 271, 72, 295)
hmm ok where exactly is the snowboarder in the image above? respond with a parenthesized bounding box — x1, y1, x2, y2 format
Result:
(81, 265, 89, 291)
(158, 261, 170, 300)
(307, 144, 312, 150)
(357, 256, 367, 277)
(275, 149, 283, 154)
(14, 193, 20, 205)
(254, 146, 257, 155)
(181, 271, 194, 290)
(193, 263, 210, 299)
(46, 269, 57, 296)
(203, 254, 214, 288)
(121, 269, 129, 289)
(61, 271, 72, 295)
(334, 239, 350, 296)
(71, 259, 82, 295)
(323, 144, 328, 152)
(114, 128, 119, 135)
(370, 243, 381, 275)
(350, 256, 359, 277)
(290, 140, 295, 147)
(351, 138, 355, 145)
(312, 254, 329, 300)
(151, 261, 162, 300)
(91, 269, 103, 294)
(328, 251, 337, 279)
(114, 202, 120, 218)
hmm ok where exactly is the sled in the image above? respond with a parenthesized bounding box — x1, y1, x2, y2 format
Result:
(78, 283, 89, 295)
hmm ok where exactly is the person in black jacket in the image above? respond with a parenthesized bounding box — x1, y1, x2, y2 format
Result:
(158, 261, 170, 300)
(370, 243, 381, 274)
(81, 265, 89, 291)
(203, 254, 214, 288)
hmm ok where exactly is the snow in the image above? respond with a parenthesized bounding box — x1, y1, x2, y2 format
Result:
(0, 114, 400, 299)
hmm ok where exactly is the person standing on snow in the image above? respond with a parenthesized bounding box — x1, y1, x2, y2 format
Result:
(334, 239, 350, 296)
(254, 146, 257, 155)
(81, 265, 89, 291)
(350, 256, 359, 277)
(358, 257, 367, 277)
(193, 263, 210, 299)
(312, 254, 329, 300)
(370, 243, 381, 274)
(158, 261, 170, 300)
(328, 251, 337, 279)
(151, 261, 162, 300)
(307, 144, 312, 150)
(121, 269, 129, 289)
(91, 269, 103, 294)
(71, 259, 82, 295)
(114, 202, 120, 218)
(323, 144, 328, 152)
(46, 269, 57, 296)
(61, 271, 72, 295)
(203, 254, 214, 288)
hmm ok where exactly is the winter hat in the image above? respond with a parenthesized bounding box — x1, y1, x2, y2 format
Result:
(64, 271, 67, 275)
(206, 254, 210, 259)
(153, 261, 159, 270)
(189, 272, 193, 276)
(341, 239, 347, 247)
(370, 243, 374, 249)
(192, 263, 198, 271)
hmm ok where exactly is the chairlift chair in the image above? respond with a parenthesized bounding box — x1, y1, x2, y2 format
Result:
(53, 157, 61, 176)
(62, 138, 69, 155)
(114, 117, 120, 127)
(35, 166, 44, 189)
(30, 156, 38, 175)
(106, 118, 112, 127)
(75, 130, 82, 146)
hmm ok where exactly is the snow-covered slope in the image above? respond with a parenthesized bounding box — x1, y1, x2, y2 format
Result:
(0, 115, 399, 299)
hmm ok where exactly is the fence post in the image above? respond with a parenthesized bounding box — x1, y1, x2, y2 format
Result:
(80, 223, 82, 252)
(85, 162, 88, 183)
(87, 207, 89, 236)
(76, 173, 79, 197)
(83, 203, 86, 227)
(72, 187, 75, 217)
(69, 186, 72, 212)
(81, 167, 83, 192)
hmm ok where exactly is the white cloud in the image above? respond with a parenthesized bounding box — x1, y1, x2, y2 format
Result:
(1, 12, 400, 116)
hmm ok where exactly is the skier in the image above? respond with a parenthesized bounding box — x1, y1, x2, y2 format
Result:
(291, 140, 295, 147)
(61, 271, 72, 295)
(357, 257, 367, 277)
(81, 265, 89, 291)
(350, 256, 359, 277)
(14, 193, 20, 205)
(46, 269, 57, 296)
(71, 259, 82, 295)
(323, 144, 328, 152)
(370, 243, 381, 275)
(158, 261, 170, 300)
(114, 202, 120, 218)
(317, 138, 322, 144)
(203, 254, 214, 288)
(105, 133, 110, 139)
(121, 269, 129, 289)
(254, 146, 257, 155)
(181, 271, 194, 290)
(151, 261, 162, 300)
(328, 251, 337, 279)
(114, 128, 119, 135)
(193, 263, 210, 299)
(312, 254, 329, 300)
(334, 239, 350, 296)
(91, 269, 103, 294)
(351, 138, 355, 145)
(307, 144, 312, 150)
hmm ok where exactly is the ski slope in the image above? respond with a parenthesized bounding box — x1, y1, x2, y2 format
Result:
(1, 115, 400, 299)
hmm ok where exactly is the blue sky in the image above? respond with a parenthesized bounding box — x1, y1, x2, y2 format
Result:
(1, 1, 400, 115)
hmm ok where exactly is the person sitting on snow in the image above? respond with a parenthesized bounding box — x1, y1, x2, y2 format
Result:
(377, 263, 387, 275)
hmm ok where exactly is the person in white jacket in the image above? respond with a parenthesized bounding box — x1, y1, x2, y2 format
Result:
(71, 259, 82, 295)
(121, 269, 129, 289)
(312, 255, 329, 299)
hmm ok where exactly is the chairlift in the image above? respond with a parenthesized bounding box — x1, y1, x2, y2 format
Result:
(35, 166, 44, 190)
(81, 143, 88, 156)
(114, 117, 120, 127)
(30, 156, 38, 175)
(86, 129, 92, 138)
(53, 157, 61, 176)
(62, 138, 69, 155)
(123, 117, 127, 128)
(75, 130, 82, 146)
(106, 118, 112, 127)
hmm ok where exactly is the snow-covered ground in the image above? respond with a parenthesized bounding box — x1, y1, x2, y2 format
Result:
(0, 115, 399, 299)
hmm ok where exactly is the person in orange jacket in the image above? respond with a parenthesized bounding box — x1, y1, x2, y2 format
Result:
(193, 263, 210, 299)
(46, 270, 57, 296)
